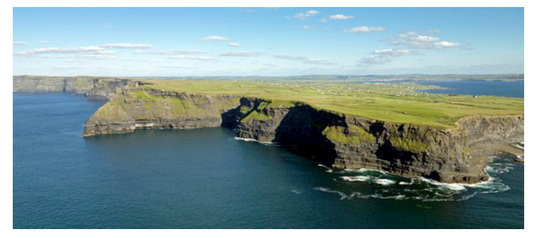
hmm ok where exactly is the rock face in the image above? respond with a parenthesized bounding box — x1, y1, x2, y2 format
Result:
(14, 76, 524, 183)
(230, 101, 523, 183)
(13, 75, 135, 100)
(82, 88, 242, 136)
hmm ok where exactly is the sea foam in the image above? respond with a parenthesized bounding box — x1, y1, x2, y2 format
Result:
(341, 176, 370, 182)
(374, 178, 395, 186)
(234, 137, 274, 145)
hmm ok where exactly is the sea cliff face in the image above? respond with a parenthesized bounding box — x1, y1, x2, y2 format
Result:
(13, 75, 135, 100)
(83, 88, 242, 136)
(229, 101, 523, 183)
(14, 76, 524, 183)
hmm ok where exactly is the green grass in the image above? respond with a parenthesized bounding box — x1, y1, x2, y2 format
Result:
(266, 99, 297, 108)
(239, 105, 252, 113)
(241, 110, 272, 122)
(74, 79, 94, 87)
(137, 79, 523, 128)
(131, 90, 156, 100)
(322, 125, 374, 145)
(390, 137, 428, 152)
(240, 101, 274, 122)
(92, 94, 131, 121)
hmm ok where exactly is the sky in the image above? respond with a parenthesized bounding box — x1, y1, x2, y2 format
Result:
(13, 7, 524, 76)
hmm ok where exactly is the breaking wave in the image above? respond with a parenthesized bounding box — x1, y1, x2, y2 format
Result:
(314, 156, 516, 202)
(318, 164, 333, 173)
(234, 137, 275, 145)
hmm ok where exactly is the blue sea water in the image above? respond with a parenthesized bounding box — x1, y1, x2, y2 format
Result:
(13, 81, 524, 229)
(414, 80, 524, 98)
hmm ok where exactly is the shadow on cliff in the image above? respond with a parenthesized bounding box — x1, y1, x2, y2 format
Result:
(273, 104, 345, 166)
(221, 107, 243, 129)
(221, 97, 263, 130)
(370, 122, 422, 172)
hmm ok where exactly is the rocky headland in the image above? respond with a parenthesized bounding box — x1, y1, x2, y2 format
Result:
(14, 75, 524, 183)
(13, 75, 137, 100)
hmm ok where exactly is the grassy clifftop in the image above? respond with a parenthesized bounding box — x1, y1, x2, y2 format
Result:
(141, 79, 523, 128)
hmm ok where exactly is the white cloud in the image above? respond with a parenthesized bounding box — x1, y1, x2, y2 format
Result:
(274, 55, 307, 61)
(53, 66, 88, 70)
(294, 10, 319, 20)
(13, 41, 28, 46)
(81, 54, 116, 59)
(343, 26, 386, 33)
(191, 56, 215, 61)
(387, 31, 460, 49)
(359, 49, 411, 65)
(434, 41, 460, 48)
(412, 34, 440, 42)
(35, 54, 66, 59)
(170, 55, 215, 61)
(16, 46, 114, 56)
(14, 46, 120, 60)
(373, 49, 411, 55)
(303, 59, 335, 65)
(219, 51, 262, 57)
(328, 14, 354, 20)
(134, 49, 203, 55)
(274, 55, 335, 65)
(100, 43, 153, 49)
(303, 25, 314, 30)
(228, 42, 241, 47)
(200, 36, 229, 42)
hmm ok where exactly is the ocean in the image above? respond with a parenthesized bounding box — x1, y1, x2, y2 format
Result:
(13, 80, 524, 228)
(415, 80, 524, 98)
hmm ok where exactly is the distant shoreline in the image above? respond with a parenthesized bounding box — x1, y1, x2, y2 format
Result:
(13, 74, 524, 82)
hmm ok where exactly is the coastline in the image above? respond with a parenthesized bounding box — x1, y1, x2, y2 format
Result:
(13, 75, 524, 184)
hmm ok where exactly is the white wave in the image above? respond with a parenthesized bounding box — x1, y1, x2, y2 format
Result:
(323, 155, 514, 202)
(485, 164, 514, 174)
(341, 168, 384, 174)
(399, 179, 415, 185)
(466, 177, 510, 193)
(318, 164, 333, 173)
(340, 176, 370, 182)
(355, 168, 387, 174)
(420, 175, 510, 193)
(374, 178, 395, 186)
(390, 195, 407, 200)
(443, 184, 466, 191)
(290, 189, 301, 195)
(419, 178, 467, 191)
(314, 187, 348, 200)
(234, 137, 274, 145)
(348, 192, 409, 201)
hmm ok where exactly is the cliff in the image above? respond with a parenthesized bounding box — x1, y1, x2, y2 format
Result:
(13, 75, 136, 100)
(82, 87, 523, 183)
(14, 76, 524, 183)
(83, 88, 242, 136)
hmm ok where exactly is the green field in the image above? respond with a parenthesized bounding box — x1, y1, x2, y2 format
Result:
(141, 79, 524, 128)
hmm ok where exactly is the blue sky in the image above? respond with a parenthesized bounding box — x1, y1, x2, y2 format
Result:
(13, 7, 524, 76)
